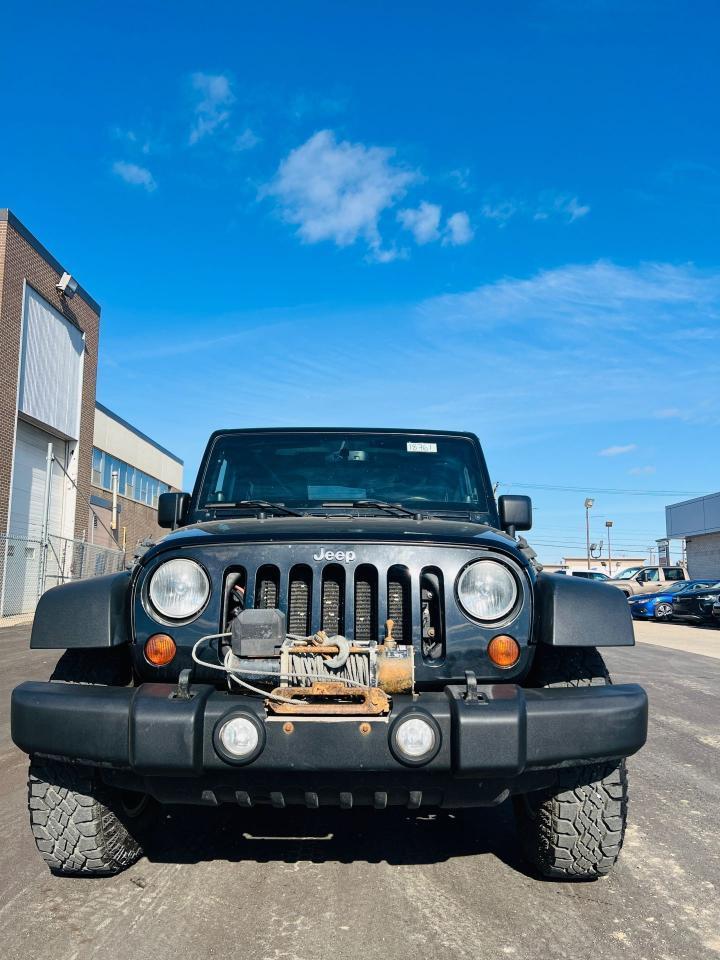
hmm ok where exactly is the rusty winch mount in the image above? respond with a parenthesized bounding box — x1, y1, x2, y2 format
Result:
(267, 682, 390, 716)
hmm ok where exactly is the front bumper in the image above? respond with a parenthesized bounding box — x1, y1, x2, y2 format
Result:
(11, 680, 648, 808)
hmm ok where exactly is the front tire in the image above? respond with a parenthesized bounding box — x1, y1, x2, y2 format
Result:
(28, 759, 152, 876)
(513, 647, 629, 880)
(654, 602, 673, 621)
(29, 646, 153, 876)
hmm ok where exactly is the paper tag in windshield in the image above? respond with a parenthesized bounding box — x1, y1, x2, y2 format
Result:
(407, 442, 437, 453)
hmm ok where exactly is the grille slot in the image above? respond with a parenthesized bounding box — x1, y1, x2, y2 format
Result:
(354, 565, 377, 643)
(288, 565, 312, 635)
(387, 566, 411, 643)
(322, 566, 345, 635)
(255, 565, 280, 609)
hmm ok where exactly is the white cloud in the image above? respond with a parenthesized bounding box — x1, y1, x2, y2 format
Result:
(599, 444, 637, 457)
(112, 161, 156, 191)
(233, 128, 260, 152)
(448, 167, 472, 191)
(442, 211, 474, 246)
(535, 192, 590, 222)
(266, 129, 417, 259)
(628, 465, 656, 475)
(397, 202, 442, 244)
(414, 261, 720, 435)
(481, 191, 590, 226)
(189, 72, 234, 144)
(423, 261, 720, 332)
(482, 199, 520, 224)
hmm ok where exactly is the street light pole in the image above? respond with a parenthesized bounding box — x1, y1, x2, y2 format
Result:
(605, 520, 613, 576)
(584, 498, 594, 570)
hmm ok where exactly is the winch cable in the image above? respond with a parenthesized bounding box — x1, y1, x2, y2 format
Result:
(191, 634, 373, 705)
(191, 634, 303, 705)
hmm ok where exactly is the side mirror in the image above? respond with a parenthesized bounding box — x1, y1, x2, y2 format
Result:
(498, 494, 532, 537)
(158, 492, 190, 530)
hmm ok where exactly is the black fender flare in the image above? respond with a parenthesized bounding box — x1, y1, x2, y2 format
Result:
(533, 572, 634, 647)
(30, 571, 131, 649)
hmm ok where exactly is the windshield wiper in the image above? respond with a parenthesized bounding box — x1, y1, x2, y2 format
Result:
(204, 500, 302, 517)
(321, 499, 418, 518)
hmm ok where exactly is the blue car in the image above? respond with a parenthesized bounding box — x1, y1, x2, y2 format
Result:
(629, 580, 720, 620)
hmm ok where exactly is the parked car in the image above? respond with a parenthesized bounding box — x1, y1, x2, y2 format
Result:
(608, 565, 687, 597)
(672, 582, 720, 625)
(553, 570, 611, 581)
(628, 580, 720, 621)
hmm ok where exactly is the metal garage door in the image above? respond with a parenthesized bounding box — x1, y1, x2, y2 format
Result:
(9, 419, 67, 539)
(3, 420, 68, 615)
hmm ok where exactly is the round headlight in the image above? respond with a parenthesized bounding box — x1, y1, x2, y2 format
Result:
(148, 558, 210, 621)
(457, 559, 518, 622)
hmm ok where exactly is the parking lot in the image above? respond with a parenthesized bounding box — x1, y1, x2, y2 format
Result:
(1, 620, 719, 960)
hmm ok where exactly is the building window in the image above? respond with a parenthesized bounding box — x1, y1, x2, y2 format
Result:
(91, 447, 169, 508)
(92, 448, 102, 487)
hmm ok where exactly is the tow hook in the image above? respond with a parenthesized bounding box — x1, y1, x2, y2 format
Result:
(463, 670, 485, 703)
(172, 668, 194, 701)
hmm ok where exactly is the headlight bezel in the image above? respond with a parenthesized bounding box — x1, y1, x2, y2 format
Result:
(455, 557, 521, 624)
(146, 557, 211, 624)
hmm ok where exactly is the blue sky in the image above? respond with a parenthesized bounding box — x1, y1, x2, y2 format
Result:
(2, 0, 719, 563)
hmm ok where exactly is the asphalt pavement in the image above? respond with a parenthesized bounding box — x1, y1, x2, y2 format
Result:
(1, 620, 719, 960)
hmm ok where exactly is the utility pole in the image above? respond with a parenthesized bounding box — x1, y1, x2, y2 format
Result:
(111, 470, 119, 543)
(584, 498, 594, 569)
(605, 520, 613, 576)
(40, 442, 54, 596)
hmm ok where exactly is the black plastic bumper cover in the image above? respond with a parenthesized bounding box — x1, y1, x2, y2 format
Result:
(11, 680, 647, 781)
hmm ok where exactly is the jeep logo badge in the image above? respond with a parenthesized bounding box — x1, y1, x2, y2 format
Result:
(313, 548, 356, 564)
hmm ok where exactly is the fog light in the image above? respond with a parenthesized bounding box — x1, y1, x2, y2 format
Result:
(144, 633, 176, 666)
(391, 714, 440, 765)
(216, 715, 261, 763)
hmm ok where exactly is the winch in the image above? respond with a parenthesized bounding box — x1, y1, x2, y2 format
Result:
(223, 607, 414, 715)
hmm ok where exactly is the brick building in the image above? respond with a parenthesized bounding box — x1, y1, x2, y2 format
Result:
(0, 210, 182, 615)
(0, 210, 100, 545)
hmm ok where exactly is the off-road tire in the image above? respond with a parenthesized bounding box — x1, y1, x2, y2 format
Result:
(514, 646, 628, 880)
(30, 646, 150, 875)
(28, 759, 150, 876)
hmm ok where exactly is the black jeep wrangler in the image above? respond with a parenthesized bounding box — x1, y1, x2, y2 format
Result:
(11, 429, 647, 879)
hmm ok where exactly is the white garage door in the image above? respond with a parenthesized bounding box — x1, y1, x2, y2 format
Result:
(9, 419, 67, 540)
(3, 421, 68, 616)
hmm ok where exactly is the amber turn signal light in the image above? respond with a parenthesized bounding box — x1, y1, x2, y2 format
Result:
(487, 634, 520, 668)
(144, 633, 176, 666)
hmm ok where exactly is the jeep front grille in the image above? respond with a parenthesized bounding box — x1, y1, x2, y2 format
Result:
(226, 561, 437, 650)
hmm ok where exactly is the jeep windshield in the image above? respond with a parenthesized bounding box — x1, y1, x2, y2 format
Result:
(194, 431, 492, 518)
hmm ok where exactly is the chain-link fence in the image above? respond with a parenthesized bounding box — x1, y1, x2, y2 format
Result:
(0, 534, 127, 625)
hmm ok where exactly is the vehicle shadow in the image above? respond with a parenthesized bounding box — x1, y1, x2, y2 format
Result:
(141, 799, 533, 876)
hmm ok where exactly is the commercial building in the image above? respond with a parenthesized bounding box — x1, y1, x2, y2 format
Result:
(666, 493, 720, 579)
(90, 403, 183, 552)
(0, 209, 182, 617)
(543, 556, 647, 576)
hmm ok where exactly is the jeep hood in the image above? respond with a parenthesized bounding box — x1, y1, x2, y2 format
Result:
(147, 515, 519, 557)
